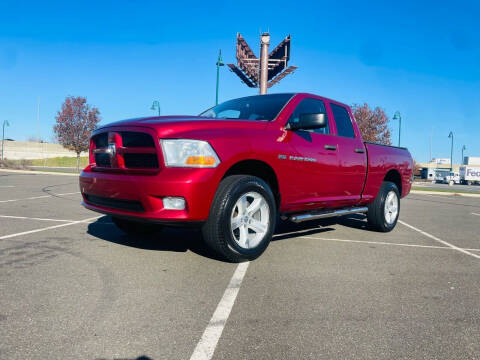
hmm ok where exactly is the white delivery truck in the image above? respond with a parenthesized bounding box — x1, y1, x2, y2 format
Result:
(460, 166, 480, 185)
(444, 171, 460, 185)
(433, 169, 450, 183)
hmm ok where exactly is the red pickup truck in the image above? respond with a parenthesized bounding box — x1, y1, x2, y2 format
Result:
(80, 93, 413, 262)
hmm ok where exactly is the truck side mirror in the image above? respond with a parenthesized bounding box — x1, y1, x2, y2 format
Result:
(288, 113, 327, 131)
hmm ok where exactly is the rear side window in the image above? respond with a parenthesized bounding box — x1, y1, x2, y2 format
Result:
(331, 103, 355, 138)
(288, 98, 329, 135)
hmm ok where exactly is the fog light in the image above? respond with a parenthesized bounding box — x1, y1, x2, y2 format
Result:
(163, 197, 186, 210)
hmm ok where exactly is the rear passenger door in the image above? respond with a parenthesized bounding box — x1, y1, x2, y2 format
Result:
(284, 97, 341, 210)
(328, 102, 367, 204)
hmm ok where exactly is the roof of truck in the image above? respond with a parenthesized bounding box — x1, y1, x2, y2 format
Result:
(220, 92, 350, 109)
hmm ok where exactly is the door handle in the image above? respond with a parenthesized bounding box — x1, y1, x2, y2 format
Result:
(354, 148, 365, 153)
(324, 145, 337, 151)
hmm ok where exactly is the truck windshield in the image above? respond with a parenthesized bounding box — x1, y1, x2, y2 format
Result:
(199, 93, 294, 121)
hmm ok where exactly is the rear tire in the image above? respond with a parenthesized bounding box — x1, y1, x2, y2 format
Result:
(112, 217, 163, 236)
(367, 181, 400, 232)
(202, 175, 276, 262)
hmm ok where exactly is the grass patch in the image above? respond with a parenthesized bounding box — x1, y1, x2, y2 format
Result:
(411, 186, 480, 195)
(30, 156, 89, 168)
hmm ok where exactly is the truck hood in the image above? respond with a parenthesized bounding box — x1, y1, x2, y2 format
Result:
(96, 115, 269, 137)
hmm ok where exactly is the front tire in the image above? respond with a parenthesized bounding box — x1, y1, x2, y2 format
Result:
(367, 181, 400, 232)
(202, 175, 276, 262)
(112, 217, 163, 236)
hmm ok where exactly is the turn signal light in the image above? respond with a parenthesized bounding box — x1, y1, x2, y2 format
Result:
(185, 156, 216, 166)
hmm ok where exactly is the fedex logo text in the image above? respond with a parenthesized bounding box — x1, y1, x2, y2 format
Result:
(466, 169, 480, 177)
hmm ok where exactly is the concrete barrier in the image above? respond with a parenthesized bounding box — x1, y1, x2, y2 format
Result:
(1, 141, 87, 160)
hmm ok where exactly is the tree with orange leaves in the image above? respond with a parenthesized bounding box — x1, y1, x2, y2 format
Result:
(54, 96, 100, 170)
(351, 103, 391, 145)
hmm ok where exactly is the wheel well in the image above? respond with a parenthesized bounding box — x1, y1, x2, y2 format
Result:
(223, 160, 280, 207)
(384, 169, 402, 196)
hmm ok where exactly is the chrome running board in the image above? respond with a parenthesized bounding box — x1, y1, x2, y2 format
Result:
(289, 206, 368, 223)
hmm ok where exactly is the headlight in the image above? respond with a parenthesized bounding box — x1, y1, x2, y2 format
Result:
(160, 139, 220, 167)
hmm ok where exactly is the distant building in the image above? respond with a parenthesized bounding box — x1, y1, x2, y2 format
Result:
(416, 155, 480, 180)
(463, 156, 480, 165)
(430, 158, 450, 165)
(417, 161, 458, 180)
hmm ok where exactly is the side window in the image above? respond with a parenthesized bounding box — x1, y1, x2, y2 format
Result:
(288, 98, 329, 135)
(331, 103, 355, 138)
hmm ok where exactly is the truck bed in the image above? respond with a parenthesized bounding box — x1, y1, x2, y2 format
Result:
(361, 142, 413, 202)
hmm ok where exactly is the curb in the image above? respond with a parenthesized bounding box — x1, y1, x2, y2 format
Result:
(29, 166, 78, 169)
(0, 168, 79, 177)
(410, 190, 480, 198)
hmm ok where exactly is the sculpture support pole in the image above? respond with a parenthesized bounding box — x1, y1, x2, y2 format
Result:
(259, 33, 270, 94)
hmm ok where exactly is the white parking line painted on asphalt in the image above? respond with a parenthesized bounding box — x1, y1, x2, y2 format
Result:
(0, 216, 100, 240)
(472, 213, 480, 217)
(273, 227, 328, 239)
(190, 261, 250, 360)
(0, 185, 15, 188)
(0, 191, 80, 203)
(297, 236, 480, 252)
(0, 215, 79, 222)
(398, 220, 480, 259)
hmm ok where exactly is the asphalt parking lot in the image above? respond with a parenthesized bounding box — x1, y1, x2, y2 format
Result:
(1, 171, 479, 360)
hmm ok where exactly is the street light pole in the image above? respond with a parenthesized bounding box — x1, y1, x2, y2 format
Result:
(150, 101, 161, 116)
(392, 111, 402, 147)
(215, 49, 224, 105)
(2, 120, 10, 161)
(461, 145, 466, 165)
(448, 131, 453, 171)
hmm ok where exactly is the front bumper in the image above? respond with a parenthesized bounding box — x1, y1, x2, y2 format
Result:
(79, 166, 220, 223)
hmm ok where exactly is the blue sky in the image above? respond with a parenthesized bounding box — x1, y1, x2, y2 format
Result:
(0, 0, 479, 163)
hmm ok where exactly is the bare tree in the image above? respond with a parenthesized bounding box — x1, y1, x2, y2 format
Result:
(54, 96, 100, 170)
(351, 103, 391, 145)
